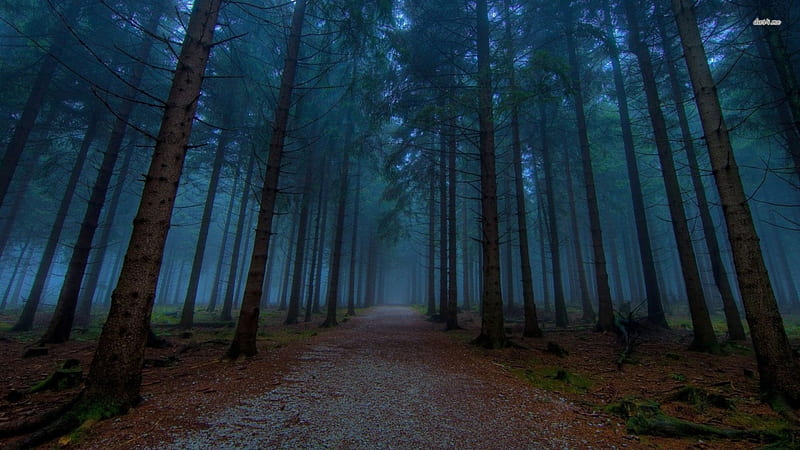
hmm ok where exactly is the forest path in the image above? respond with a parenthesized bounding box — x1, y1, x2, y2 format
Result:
(155, 306, 623, 449)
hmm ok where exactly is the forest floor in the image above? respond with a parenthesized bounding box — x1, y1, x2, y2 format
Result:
(0, 305, 798, 449)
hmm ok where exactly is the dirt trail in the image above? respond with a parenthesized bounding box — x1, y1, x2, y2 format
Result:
(148, 306, 626, 449)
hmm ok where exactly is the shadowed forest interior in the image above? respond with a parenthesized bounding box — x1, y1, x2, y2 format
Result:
(1, 0, 800, 447)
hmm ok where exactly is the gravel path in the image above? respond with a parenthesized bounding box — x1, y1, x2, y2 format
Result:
(159, 307, 626, 449)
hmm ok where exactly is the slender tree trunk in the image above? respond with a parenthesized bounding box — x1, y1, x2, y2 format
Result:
(625, 0, 718, 352)
(220, 153, 255, 321)
(535, 172, 551, 314)
(278, 214, 299, 311)
(602, 0, 667, 327)
(364, 235, 377, 308)
(565, 10, 613, 331)
(180, 127, 232, 328)
(346, 163, 361, 316)
(503, 176, 515, 314)
(321, 154, 350, 328)
(565, 149, 594, 322)
(0, 163, 35, 260)
(1, 240, 31, 310)
(38, 4, 165, 344)
(673, 0, 800, 406)
(473, 0, 504, 348)
(75, 0, 221, 414)
(446, 117, 459, 330)
(540, 104, 567, 327)
(207, 165, 240, 313)
(438, 132, 448, 322)
(427, 174, 437, 316)
(312, 163, 330, 314)
(226, 0, 306, 358)
(285, 160, 313, 325)
(461, 193, 472, 311)
(304, 157, 327, 321)
(12, 107, 99, 332)
(75, 143, 135, 328)
(657, 11, 746, 340)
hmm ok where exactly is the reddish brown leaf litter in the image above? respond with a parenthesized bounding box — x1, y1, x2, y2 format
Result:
(2, 306, 795, 448)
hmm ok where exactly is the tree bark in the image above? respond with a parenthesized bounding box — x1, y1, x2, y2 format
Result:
(286, 160, 313, 325)
(472, 0, 505, 348)
(13, 107, 99, 332)
(673, 0, 800, 406)
(565, 9, 614, 332)
(78, 0, 221, 413)
(220, 152, 255, 321)
(602, 0, 667, 327)
(346, 163, 362, 317)
(38, 3, 165, 343)
(446, 115, 459, 330)
(427, 174, 437, 316)
(226, 0, 306, 358)
(657, 10, 746, 340)
(207, 163, 240, 313)
(624, 0, 718, 352)
(180, 126, 232, 328)
(565, 149, 594, 322)
(539, 104, 567, 327)
(321, 154, 350, 328)
(75, 143, 135, 328)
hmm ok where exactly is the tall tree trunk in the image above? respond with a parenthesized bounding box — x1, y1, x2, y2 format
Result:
(364, 234, 377, 308)
(0, 163, 35, 260)
(438, 132, 448, 322)
(602, 0, 667, 327)
(76, 0, 221, 415)
(12, 107, 99, 332)
(75, 142, 135, 328)
(312, 162, 330, 315)
(278, 214, 299, 311)
(226, 0, 306, 358)
(286, 160, 313, 325)
(625, 0, 718, 352)
(657, 10, 746, 340)
(565, 8, 614, 332)
(539, 104, 567, 327)
(461, 192, 473, 311)
(305, 157, 327, 322)
(207, 164, 240, 313)
(503, 176, 515, 314)
(673, 0, 800, 405)
(321, 154, 350, 328)
(427, 174, 437, 316)
(221, 152, 255, 321)
(38, 4, 165, 344)
(446, 117, 459, 330)
(535, 171, 551, 314)
(1, 240, 31, 309)
(346, 163, 361, 316)
(565, 149, 594, 322)
(473, 0, 505, 348)
(180, 126, 232, 328)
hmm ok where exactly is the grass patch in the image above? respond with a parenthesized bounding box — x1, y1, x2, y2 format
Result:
(517, 366, 592, 394)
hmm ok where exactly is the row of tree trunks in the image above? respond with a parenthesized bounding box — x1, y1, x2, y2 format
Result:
(623, 0, 718, 353)
(37, 3, 167, 343)
(672, 0, 800, 408)
(601, 0, 668, 327)
(226, 0, 307, 359)
(656, 9, 746, 340)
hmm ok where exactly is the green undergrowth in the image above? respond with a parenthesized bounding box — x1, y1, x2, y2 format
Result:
(515, 366, 592, 394)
